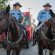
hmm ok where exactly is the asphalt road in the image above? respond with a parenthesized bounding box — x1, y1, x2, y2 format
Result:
(0, 44, 55, 55)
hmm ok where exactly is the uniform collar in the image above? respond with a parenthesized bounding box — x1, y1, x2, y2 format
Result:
(44, 9, 50, 11)
(14, 9, 20, 11)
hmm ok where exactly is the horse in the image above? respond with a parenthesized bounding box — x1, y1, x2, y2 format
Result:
(0, 5, 28, 55)
(33, 17, 55, 55)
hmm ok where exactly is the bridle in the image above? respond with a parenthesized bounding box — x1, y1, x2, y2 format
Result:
(6, 16, 24, 46)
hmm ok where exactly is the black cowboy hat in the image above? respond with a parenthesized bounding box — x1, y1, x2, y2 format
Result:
(43, 3, 52, 7)
(13, 2, 22, 7)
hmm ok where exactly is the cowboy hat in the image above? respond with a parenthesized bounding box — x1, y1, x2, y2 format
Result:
(43, 3, 52, 7)
(13, 2, 22, 7)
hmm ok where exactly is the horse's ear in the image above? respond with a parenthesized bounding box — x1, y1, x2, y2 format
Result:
(5, 5, 10, 14)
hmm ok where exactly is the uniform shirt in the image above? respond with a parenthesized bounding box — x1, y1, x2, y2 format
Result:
(9, 9, 24, 21)
(37, 10, 52, 22)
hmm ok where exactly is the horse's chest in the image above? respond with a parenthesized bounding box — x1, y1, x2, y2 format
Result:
(41, 25, 48, 35)
(0, 19, 7, 31)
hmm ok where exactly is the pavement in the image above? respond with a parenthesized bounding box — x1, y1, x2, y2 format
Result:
(0, 43, 55, 55)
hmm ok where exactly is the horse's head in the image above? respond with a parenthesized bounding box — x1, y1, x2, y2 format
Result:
(41, 17, 55, 49)
(43, 17, 55, 36)
(35, 17, 55, 49)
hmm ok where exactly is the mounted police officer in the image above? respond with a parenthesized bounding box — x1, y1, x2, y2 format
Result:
(37, 3, 55, 25)
(36, 3, 55, 55)
(10, 2, 29, 48)
(33, 3, 55, 46)
(10, 2, 24, 24)
(36, 3, 55, 40)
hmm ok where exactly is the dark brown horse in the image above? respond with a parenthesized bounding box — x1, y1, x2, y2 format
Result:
(33, 17, 55, 55)
(0, 5, 28, 55)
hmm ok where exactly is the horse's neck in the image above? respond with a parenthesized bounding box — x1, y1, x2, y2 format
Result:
(41, 24, 48, 35)
(8, 18, 21, 42)
(39, 24, 49, 39)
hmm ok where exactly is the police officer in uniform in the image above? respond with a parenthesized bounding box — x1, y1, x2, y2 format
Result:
(10, 2, 29, 48)
(10, 2, 24, 24)
(37, 3, 55, 55)
(37, 3, 55, 25)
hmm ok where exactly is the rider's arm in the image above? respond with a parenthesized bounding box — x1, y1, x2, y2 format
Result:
(19, 12, 25, 24)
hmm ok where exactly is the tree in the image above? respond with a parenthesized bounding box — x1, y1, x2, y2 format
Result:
(0, 0, 11, 10)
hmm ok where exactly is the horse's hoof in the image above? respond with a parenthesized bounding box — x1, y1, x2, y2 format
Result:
(26, 45, 29, 49)
(31, 44, 35, 46)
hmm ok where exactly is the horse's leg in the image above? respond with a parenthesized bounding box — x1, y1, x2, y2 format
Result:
(6, 46, 12, 55)
(49, 50, 53, 55)
(15, 44, 21, 55)
(15, 47, 21, 55)
(38, 45, 43, 55)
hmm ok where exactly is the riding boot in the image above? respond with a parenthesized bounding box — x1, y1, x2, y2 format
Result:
(21, 25, 29, 48)
(24, 29, 29, 48)
(32, 30, 39, 46)
(32, 32, 36, 46)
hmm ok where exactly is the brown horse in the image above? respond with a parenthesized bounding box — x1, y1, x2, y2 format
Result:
(33, 17, 55, 55)
(0, 5, 28, 55)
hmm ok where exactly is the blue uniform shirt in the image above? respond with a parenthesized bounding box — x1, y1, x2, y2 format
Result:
(37, 10, 52, 22)
(10, 9, 23, 21)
